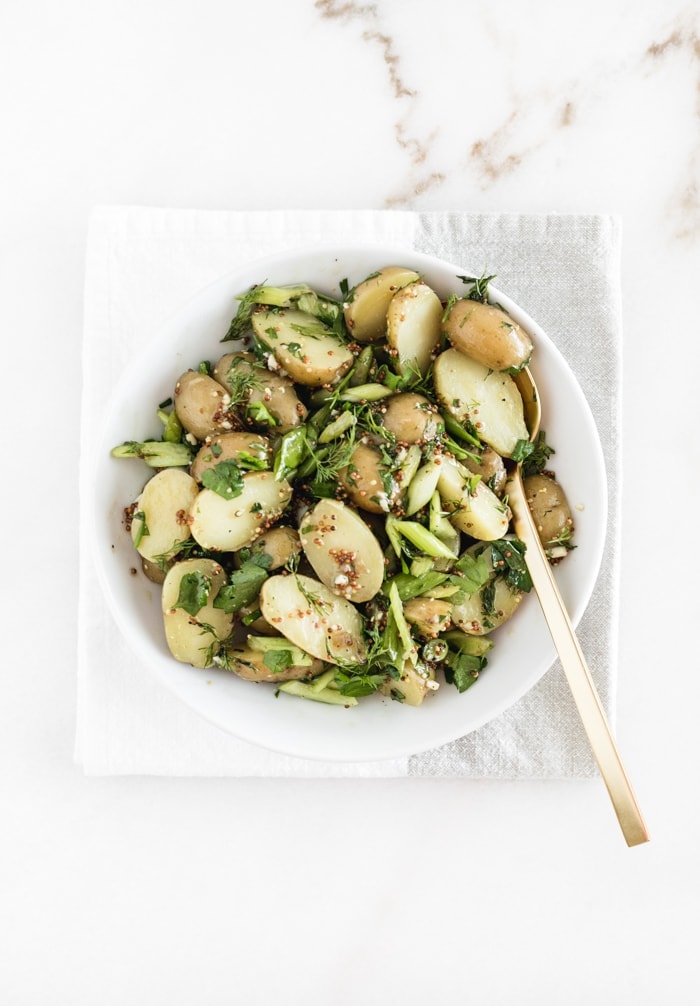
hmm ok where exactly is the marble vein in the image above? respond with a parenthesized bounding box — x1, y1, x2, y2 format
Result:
(315, 1, 699, 239)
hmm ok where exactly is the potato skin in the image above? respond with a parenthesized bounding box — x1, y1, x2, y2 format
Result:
(174, 370, 233, 441)
(212, 353, 307, 431)
(339, 442, 395, 514)
(443, 299, 532, 372)
(380, 393, 441, 444)
(523, 473, 574, 557)
(463, 447, 507, 497)
(252, 525, 301, 571)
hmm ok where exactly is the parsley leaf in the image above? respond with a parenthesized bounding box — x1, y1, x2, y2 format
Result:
(213, 553, 272, 614)
(490, 539, 532, 593)
(262, 649, 296, 675)
(522, 431, 555, 477)
(453, 550, 492, 595)
(201, 460, 245, 499)
(174, 571, 212, 617)
(443, 649, 485, 692)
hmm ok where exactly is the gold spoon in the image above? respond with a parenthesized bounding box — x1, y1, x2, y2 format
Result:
(509, 368, 649, 847)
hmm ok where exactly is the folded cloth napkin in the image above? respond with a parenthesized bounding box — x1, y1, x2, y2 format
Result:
(76, 208, 622, 778)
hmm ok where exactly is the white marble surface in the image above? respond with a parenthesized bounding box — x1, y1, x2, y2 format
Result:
(1, 1, 699, 1003)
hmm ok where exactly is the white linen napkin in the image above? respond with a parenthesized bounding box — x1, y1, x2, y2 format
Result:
(76, 208, 621, 778)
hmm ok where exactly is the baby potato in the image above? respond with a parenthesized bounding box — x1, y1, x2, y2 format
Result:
(344, 266, 421, 343)
(451, 577, 523, 636)
(174, 370, 233, 441)
(161, 558, 234, 667)
(433, 348, 528, 458)
(403, 597, 453, 639)
(219, 644, 324, 683)
(251, 309, 353, 387)
(339, 442, 395, 514)
(299, 499, 385, 602)
(213, 353, 308, 431)
(252, 525, 302, 571)
(131, 468, 199, 562)
(386, 281, 442, 376)
(190, 432, 271, 483)
(189, 472, 292, 552)
(141, 557, 167, 584)
(260, 574, 367, 664)
(437, 457, 510, 540)
(524, 472, 575, 558)
(443, 298, 532, 372)
(380, 659, 436, 706)
(381, 393, 441, 444)
(463, 447, 507, 497)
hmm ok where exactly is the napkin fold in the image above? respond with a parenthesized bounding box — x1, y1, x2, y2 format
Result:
(76, 208, 621, 778)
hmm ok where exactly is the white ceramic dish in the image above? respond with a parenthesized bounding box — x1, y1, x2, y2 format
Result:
(90, 244, 607, 762)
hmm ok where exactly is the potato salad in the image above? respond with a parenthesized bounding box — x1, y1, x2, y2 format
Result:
(112, 267, 575, 707)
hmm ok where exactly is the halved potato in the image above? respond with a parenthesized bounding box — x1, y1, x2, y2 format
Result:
(161, 558, 234, 667)
(344, 266, 421, 343)
(251, 309, 353, 387)
(386, 281, 443, 375)
(451, 576, 524, 636)
(443, 298, 532, 372)
(219, 644, 324, 683)
(437, 456, 510, 540)
(299, 499, 385, 602)
(130, 468, 199, 562)
(433, 348, 528, 457)
(190, 432, 271, 483)
(213, 352, 307, 431)
(259, 574, 367, 664)
(403, 597, 453, 638)
(379, 659, 436, 706)
(189, 472, 292, 552)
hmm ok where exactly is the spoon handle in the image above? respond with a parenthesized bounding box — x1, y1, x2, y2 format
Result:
(509, 473, 649, 847)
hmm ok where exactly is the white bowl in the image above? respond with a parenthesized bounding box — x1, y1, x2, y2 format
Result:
(90, 244, 607, 762)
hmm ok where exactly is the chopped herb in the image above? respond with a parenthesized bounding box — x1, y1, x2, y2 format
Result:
(457, 271, 497, 302)
(490, 538, 532, 593)
(511, 439, 535, 464)
(174, 571, 212, 617)
(213, 553, 272, 614)
(522, 431, 555, 477)
(201, 459, 245, 499)
(132, 511, 149, 549)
